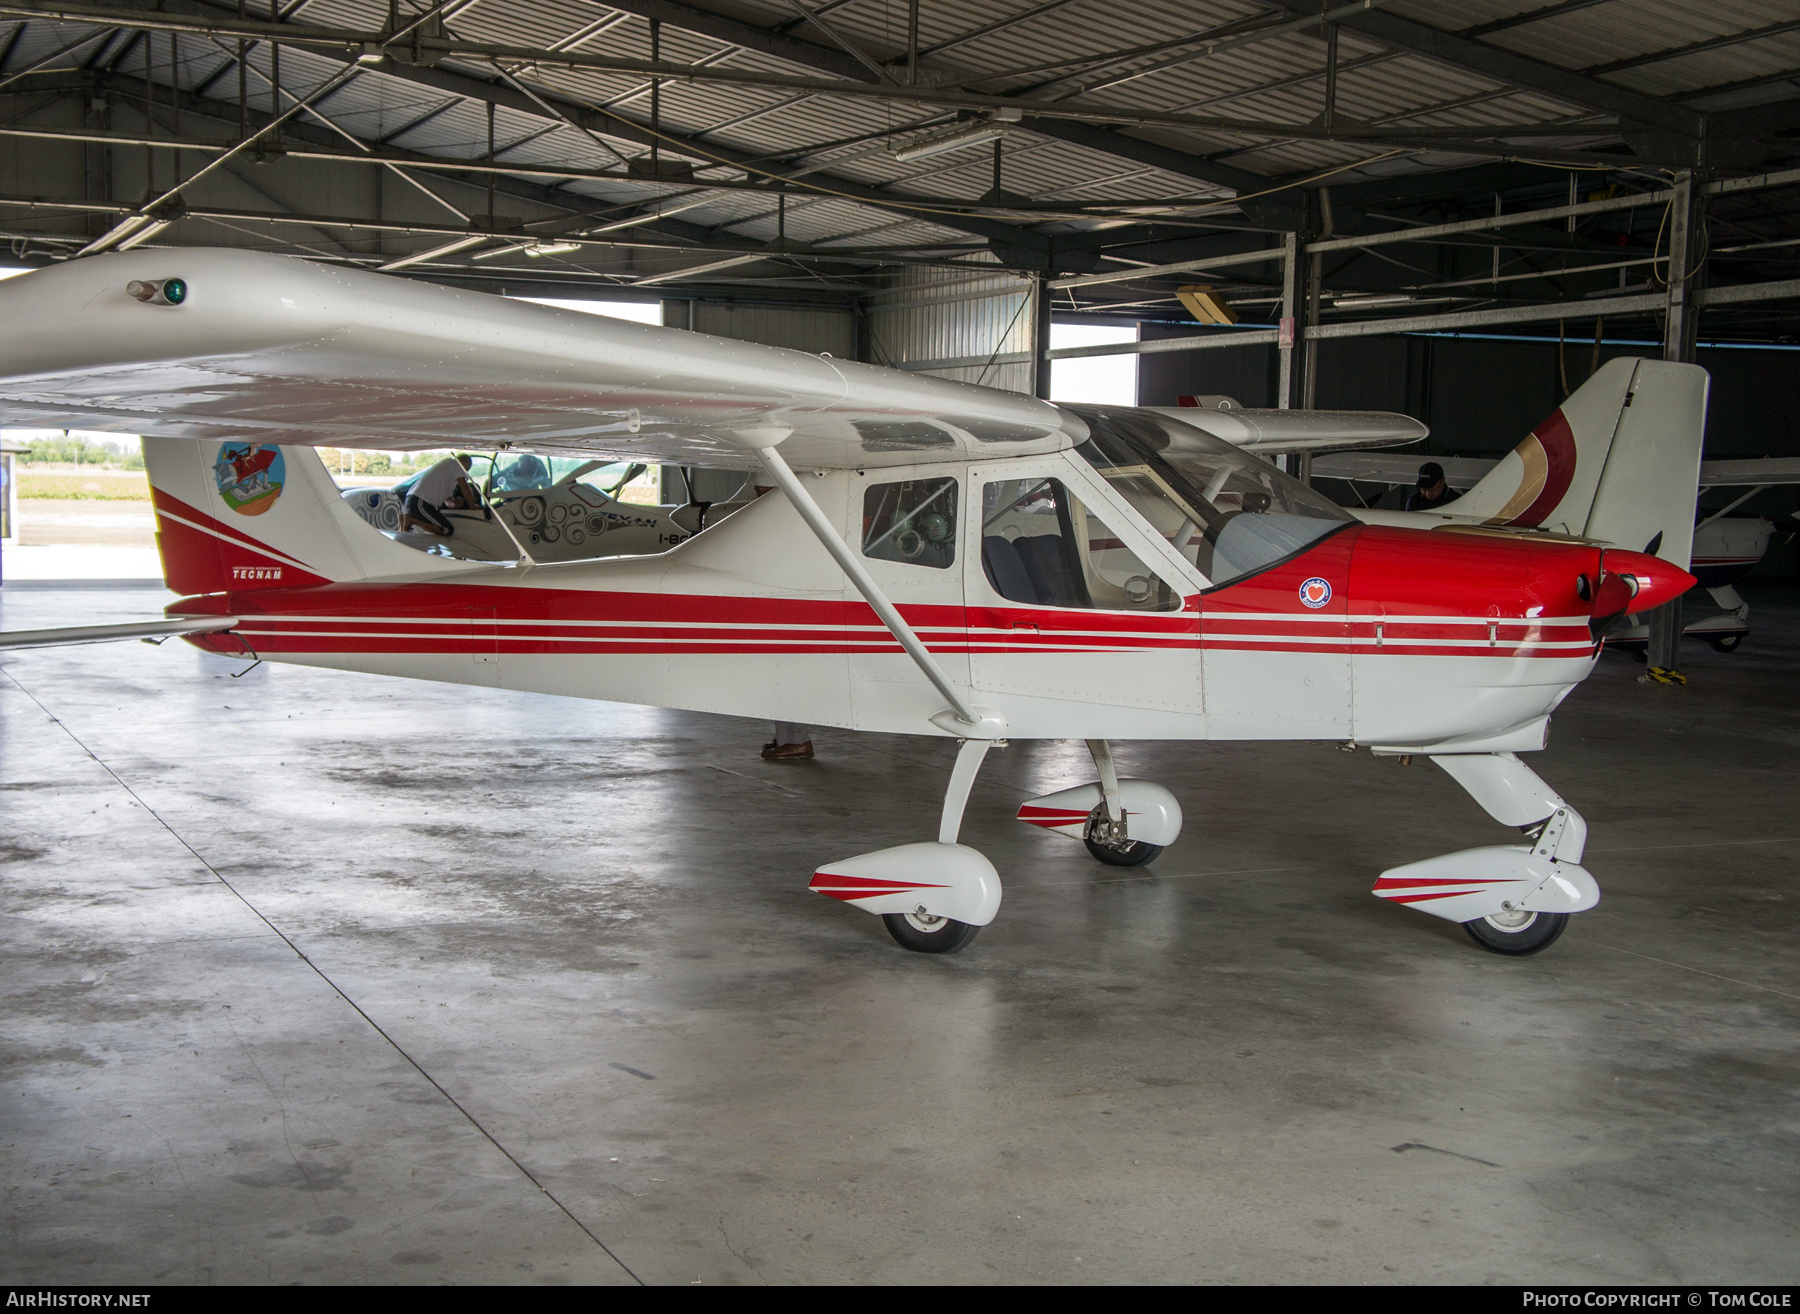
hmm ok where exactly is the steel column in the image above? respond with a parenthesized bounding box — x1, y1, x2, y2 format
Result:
(1277, 230, 1300, 410)
(1030, 274, 1052, 401)
(1648, 169, 1706, 677)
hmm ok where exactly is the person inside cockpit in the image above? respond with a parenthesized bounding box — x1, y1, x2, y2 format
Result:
(492, 452, 551, 492)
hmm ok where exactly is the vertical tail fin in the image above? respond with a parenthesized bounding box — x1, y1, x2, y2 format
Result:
(1580, 361, 1708, 571)
(143, 438, 485, 594)
(1443, 358, 1708, 568)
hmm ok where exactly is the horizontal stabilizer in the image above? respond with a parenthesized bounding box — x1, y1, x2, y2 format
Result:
(0, 616, 237, 650)
(1697, 457, 1800, 487)
(1312, 453, 1495, 488)
(1143, 406, 1427, 453)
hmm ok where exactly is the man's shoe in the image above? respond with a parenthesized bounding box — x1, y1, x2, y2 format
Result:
(761, 740, 814, 760)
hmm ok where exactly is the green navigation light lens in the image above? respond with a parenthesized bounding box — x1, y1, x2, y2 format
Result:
(162, 277, 187, 305)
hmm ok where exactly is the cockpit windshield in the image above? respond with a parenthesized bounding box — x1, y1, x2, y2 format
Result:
(1065, 406, 1354, 588)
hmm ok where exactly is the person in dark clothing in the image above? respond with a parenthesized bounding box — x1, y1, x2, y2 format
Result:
(1406, 461, 1457, 512)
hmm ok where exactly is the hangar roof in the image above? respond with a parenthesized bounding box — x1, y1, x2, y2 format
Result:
(0, 0, 1794, 333)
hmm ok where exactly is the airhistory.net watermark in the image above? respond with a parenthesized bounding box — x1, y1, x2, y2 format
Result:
(6, 1296, 151, 1308)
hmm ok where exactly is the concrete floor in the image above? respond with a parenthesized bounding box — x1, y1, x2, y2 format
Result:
(3, 581, 1797, 1286)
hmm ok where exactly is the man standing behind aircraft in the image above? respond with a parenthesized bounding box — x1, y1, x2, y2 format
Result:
(401, 453, 478, 535)
(1407, 461, 1455, 512)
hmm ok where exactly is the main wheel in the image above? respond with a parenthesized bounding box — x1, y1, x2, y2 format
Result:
(1082, 835, 1163, 867)
(1462, 909, 1569, 955)
(882, 911, 980, 954)
(1706, 633, 1743, 653)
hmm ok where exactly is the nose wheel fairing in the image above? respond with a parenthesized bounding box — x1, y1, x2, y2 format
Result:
(1374, 753, 1599, 928)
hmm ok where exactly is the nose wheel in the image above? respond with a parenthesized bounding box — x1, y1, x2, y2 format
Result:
(1463, 909, 1569, 955)
(883, 910, 980, 953)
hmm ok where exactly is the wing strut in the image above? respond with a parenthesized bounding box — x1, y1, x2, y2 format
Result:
(746, 434, 982, 729)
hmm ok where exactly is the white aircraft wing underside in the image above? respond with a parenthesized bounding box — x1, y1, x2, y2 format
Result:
(0, 248, 1085, 471)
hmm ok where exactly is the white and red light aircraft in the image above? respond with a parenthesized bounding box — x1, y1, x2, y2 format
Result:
(0, 249, 1700, 957)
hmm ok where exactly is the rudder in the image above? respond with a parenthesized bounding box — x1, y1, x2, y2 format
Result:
(1440, 358, 1639, 536)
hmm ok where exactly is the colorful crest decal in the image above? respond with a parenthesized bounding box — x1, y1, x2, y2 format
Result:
(213, 443, 285, 516)
(1298, 576, 1332, 609)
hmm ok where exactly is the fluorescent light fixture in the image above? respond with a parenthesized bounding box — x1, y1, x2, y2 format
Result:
(1332, 293, 1414, 308)
(892, 123, 1007, 164)
(471, 239, 584, 262)
(355, 44, 386, 64)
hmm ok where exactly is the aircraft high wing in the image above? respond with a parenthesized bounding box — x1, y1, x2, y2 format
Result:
(0, 248, 1702, 959)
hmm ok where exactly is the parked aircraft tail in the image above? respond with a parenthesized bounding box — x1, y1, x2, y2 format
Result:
(143, 437, 488, 594)
(1441, 358, 1708, 568)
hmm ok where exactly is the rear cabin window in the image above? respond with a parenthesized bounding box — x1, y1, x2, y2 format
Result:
(980, 477, 1178, 612)
(862, 477, 958, 569)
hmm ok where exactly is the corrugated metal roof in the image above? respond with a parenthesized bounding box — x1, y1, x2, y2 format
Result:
(1, 0, 1794, 295)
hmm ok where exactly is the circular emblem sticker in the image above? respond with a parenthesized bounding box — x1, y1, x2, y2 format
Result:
(1298, 577, 1332, 609)
(213, 443, 285, 516)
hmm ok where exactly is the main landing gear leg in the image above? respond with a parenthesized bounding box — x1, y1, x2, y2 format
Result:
(1082, 739, 1162, 868)
(1372, 752, 1599, 955)
(808, 739, 1004, 954)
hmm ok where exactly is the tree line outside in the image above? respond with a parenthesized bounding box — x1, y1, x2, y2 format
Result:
(6, 432, 447, 499)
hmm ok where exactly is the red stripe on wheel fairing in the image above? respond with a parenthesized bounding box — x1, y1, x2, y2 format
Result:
(808, 872, 951, 902)
(1373, 876, 1526, 890)
(1378, 889, 1488, 904)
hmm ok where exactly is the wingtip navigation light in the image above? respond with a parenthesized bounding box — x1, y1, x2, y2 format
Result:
(126, 277, 187, 306)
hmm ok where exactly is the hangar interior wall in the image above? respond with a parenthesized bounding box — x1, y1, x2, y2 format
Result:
(664, 300, 856, 359)
(657, 299, 856, 504)
(863, 264, 1034, 395)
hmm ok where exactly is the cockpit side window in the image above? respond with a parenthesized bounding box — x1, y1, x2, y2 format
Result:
(863, 477, 958, 569)
(980, 477, 1178, 612)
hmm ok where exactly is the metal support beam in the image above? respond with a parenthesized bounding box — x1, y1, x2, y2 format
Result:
(1030, 274, 1052, 400)
(1277, 230, 1300, 409)
(1663, 169, 1703, 365)
(889, 277, 1800, 372)
(1645, 598, 1682, 672)
(1309, 187, 1676, 255)
(1265, 0, 1703, 140)
(567, 0, 869, 83)
(1650, 168, 1707, 679)
(1018, 119, 1291, 216)
(1048, 245, 1285, 290)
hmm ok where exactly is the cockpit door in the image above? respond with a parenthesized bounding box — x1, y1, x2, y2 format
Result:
(964, 455, 1205, 738)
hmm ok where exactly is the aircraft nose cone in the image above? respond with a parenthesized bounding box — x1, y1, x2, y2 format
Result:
(1596, 549, 1696, 618)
